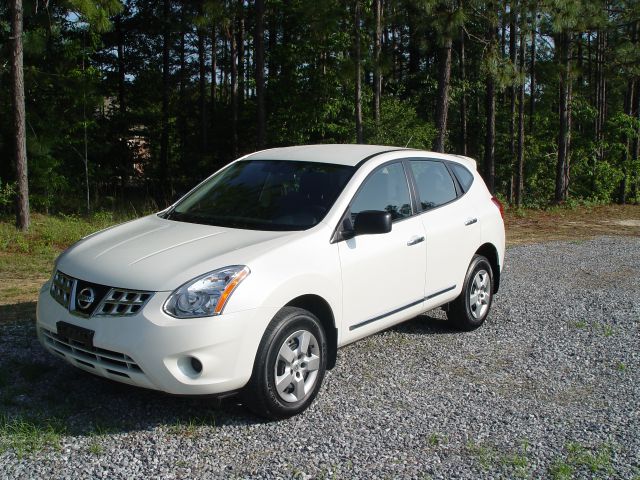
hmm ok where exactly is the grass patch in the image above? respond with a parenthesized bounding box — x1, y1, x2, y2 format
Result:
(87, 437, 104, 455)
(600, 324, 615, 337)
(466, 441, 500, 470)
(549, 442, 615, 478)
(0, 413, 65, 458)
(549, 459, 574, 480)
(427, 432, 446, 446)
(0, 212, 140, 306)
(166, 413, 216, 437)
(467, 440, 531, 476)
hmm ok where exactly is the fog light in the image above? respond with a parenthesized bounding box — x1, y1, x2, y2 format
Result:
(190, 357, 203, 374)
(178, 356, 203, 378)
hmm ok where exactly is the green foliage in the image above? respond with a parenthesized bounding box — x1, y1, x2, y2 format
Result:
(1, 0, 639, 216)
(0, 180, 15, 213)
(0, 413, 65, 458)
(366, 97, 436, 149)
(66, 0, 123, 32)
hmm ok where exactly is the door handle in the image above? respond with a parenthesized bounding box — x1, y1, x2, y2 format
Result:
(407, 235, 425, 246)
(464, 218, 478, 226)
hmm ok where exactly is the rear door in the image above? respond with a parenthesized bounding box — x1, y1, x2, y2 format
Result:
(408, 159, 480, 306)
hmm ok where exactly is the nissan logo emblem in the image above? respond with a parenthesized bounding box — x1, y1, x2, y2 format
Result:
(77, 287, 96, 310)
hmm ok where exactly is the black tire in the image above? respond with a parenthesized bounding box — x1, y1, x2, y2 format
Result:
(242, 307, 327, 419)
(446, 255, 494, 331)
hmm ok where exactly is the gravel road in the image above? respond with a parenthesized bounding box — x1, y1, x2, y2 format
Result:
(1, 236, 639, 479)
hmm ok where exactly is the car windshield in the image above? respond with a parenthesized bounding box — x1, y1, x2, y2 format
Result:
(164, 160, 355, 230)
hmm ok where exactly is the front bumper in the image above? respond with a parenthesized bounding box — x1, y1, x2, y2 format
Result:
(36, 283, 278, 395)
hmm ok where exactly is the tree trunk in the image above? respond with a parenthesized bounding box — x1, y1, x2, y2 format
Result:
(354, 0, 363, 144)
(229, 23, 239, 157)
(587, 31, 592, 94)
(407, 7, 419, 77)
(198, 27, 207, 155)
(515, 14, 526, 206)
(595, 30, 607, 163)
(620, 22, 638, 204)
(484, 4, 497, 194)
(210, 25, 217, 156)
(255, 0, 266, 148)
(433, 36, 452, 153)
(373, 0, 382, 125)
(237, 0, 245, 106)
(500, 4, 506, 58)
(268, 6, 277, 80)
(508, 6, 516, 201)
(632, 78, 640, 202)
(178, 14, 187, 167)
(528, 2, 536, 132)
(159, 0, 171, 204)
(10, 0, 29, 231)
(555, 31, 572, 203)
(222, 36, 228, 103)
(115, 14, 126, 114)
(391, 17, 399, 83)
(459, 25, 467, 156)
(620, 77, 634, 204)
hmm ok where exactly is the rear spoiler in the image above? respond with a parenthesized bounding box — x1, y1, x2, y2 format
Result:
(453, 155, 477, 171)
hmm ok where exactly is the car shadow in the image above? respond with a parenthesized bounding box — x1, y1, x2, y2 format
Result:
(0, 308, 266, 437)
(1, 306, 459, 437)
(0, 301, 37, 324)
(390, 311, 462, 336)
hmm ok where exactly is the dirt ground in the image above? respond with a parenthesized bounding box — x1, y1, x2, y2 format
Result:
(505, 204, 640, 246)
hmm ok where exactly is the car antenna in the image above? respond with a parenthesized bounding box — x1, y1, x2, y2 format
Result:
(405, 136, 413, 148)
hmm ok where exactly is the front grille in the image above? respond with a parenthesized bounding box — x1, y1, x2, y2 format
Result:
(50, 271, 75, 309)
(49, 269, 153, 318)
(41, 327, 143, 377)
(95, 289, 152, 316)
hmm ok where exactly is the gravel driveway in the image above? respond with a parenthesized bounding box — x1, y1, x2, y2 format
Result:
(1, 236, 639, 479)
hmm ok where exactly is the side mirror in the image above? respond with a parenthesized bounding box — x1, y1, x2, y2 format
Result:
(353, 210, 392, 235)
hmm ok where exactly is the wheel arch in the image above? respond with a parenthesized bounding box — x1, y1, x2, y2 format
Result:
(475, 243, 501, 293)
(284, 294, 338, 370)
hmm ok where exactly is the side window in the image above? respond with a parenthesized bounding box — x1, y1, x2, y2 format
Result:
(351, 163, 412, 220)
(450, 163, 474, 192)
(409, 160, 457, 210)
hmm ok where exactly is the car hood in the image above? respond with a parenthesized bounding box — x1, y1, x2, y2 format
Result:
(56, 214, 296, 291)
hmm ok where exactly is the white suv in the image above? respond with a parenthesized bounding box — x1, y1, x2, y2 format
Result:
(37, 144, 505, 418)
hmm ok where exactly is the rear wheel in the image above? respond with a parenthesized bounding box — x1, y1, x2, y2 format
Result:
(447, 255, 494, 330)
(243, 307, 327, 419)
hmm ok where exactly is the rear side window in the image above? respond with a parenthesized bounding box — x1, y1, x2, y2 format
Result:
(351, 162, 412, 220)
(409, 160, 457, 210)
(450, 163, 474, 192)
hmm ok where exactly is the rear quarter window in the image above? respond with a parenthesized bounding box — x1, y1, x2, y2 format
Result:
(450, 163, 474, 192)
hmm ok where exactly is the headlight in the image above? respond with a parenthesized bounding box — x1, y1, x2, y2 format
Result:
(163, 265, 250, 318)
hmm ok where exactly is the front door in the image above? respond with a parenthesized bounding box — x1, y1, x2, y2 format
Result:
(338, 162, 427, 343)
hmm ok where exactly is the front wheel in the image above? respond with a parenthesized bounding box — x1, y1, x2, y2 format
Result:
(447, 255, 494, 331)
(242, 307, 327, 419)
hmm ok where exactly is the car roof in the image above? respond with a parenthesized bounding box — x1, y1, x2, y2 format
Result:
(243, 144, 477, 170)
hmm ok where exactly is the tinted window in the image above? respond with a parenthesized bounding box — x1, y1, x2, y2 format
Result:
(410, 160, 457, 210)
(167, 160, 354, 230)
(351, 163, 412, 220)
(450, 163, 474, 192)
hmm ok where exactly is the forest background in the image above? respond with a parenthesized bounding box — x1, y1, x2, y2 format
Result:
(2, 0, 640, 231)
